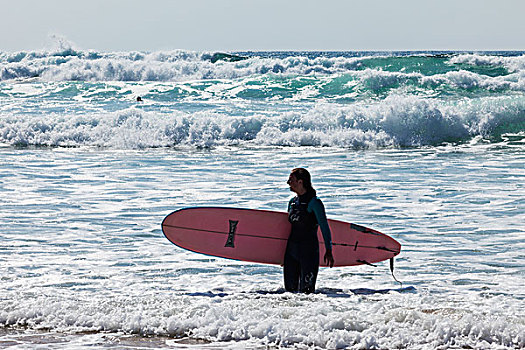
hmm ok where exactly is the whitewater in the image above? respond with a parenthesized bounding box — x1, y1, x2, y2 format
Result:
(0, 49, 524, 349)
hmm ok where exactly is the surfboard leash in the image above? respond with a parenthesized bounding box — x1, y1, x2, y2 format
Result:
(390, 258, 403, 287)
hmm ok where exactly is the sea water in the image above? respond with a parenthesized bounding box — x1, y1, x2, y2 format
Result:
(0, 48, 524, 349)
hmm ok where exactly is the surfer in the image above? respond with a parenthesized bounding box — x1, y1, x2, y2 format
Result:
(285, 168, 334, 293)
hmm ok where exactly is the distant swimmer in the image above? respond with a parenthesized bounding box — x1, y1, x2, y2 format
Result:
(136, 96, 143, 102)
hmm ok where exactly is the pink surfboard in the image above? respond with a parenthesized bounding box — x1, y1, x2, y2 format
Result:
(162, 207, 401, 267)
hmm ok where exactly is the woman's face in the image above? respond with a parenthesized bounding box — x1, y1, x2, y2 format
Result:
(287, 174, 304, 194)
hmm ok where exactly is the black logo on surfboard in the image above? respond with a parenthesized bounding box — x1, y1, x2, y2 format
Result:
(225, 220, 238, 248)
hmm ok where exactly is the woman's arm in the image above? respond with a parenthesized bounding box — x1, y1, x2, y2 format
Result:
(309, 198, 334, 254)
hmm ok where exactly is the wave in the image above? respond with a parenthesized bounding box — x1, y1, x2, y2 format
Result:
(0, 49, 364, 82)
(1, 48, 523, 149)
(1, 49, 524, 84)
(356, 68, 525, 95)
(1, 95, 523, 149)
(448, 53, 525, 73)
(1, 292, 523, 349)
(1, 69, 524, 109)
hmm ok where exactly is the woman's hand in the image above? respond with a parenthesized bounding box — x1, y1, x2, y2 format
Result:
(324, 249, 334, 268)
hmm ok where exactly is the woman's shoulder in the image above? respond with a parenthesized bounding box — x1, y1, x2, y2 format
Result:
(310, 195, 322, 202)
(288, 196, 297, 208)
(307, 196, 324, 208)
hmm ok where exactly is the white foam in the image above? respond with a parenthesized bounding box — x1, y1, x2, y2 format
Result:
(1, 92, 523, 148)
(448, 53, 525, 73)
(1, 292, 523, 349)
(1, 142, 524, 348)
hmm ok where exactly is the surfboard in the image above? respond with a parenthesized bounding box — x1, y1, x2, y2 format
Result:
(162, 207, 401, 267)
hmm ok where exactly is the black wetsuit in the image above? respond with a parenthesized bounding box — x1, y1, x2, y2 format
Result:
(284, 191, 332, 293)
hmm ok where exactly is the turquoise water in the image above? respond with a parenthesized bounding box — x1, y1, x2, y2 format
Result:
(1, 50, 524, 148)
(0, 50, 524, 349)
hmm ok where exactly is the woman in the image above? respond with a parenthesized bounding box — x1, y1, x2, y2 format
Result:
(285, 168, 334, 293)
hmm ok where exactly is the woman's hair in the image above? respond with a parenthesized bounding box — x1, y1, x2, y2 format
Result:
(291, 168, 316, 196)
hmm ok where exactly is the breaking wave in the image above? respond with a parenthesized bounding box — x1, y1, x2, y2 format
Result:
(1, 48, 524, 86)
(1, 95, 523, 149)
(1, 47, 524, 149)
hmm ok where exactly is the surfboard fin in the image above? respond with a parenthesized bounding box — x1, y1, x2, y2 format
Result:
(390, 258, 403, 287)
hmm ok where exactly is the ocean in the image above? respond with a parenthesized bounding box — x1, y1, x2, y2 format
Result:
(0, 48, 524, 349)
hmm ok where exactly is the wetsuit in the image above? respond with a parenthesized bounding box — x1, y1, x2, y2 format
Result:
(284, 191, 332, 293)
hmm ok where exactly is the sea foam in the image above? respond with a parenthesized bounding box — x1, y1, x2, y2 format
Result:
(2, 49, 524, 87)
(1, 94, 523, 149)
(1, 50, 523, 149)
(1, 292, 523, 349)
